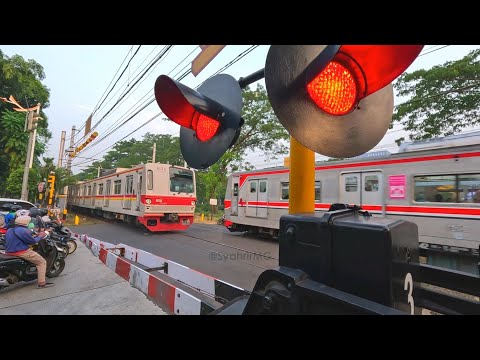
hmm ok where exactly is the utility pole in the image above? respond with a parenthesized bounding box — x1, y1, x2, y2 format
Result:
(152, 143, 156, 163)
(57, 130, 66, 168)
(21, 103, 41, 201)
(97, 165, 102, 178)
(66, 125, 76, 172)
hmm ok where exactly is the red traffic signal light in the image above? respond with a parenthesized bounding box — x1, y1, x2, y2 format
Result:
(154, 74, 243, 169)
(265, 45, 424, 158)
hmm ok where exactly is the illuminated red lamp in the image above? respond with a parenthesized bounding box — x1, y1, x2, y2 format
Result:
(154, 75, 221, 142)
(194, 114, 220, 142)
(306, 45, 424, 116)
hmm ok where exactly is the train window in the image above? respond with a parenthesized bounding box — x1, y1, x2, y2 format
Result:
(281, 182, 289, 200)
(169, 167, 194, 193)
(98, 183, 104, 195)
(259, 181, 267, 193)
(315, 181, 321, 201)
(126, 175, 134, 194)
(345, 177, 358, 192)
(233, 183, 239, 196)
(147, 170, 153, 190)
(414, 175, 456, 202)
(250, 182, 257, 193)
(87, 186, 92, 196)
(114, 180, 122, 195)
(458, 174, 480, 203)
(364, 175, 379, 192)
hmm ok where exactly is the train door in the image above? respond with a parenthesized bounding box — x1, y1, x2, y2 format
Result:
(340, 173, 361, 205)
(246, 180, 258, 217)
(124, 175, 133, 209)
(246, 178, 268, 218)
(340, 171, 384, 211)
(136, 172, 142, 211)
(362, 172, 384, 212)
(105, 180, 111, 207)
(92, 184, 96, 206)
(257, 179, 268, 218)
(231, 176, 239, 216)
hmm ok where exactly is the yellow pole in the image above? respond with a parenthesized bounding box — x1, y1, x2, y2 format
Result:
(289, 136, 315, 214)
(74, 215, 80, 225)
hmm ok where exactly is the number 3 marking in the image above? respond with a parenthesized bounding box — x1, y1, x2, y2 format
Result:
(404, 272, 414, 315)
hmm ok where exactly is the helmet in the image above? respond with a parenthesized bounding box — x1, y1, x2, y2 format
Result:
(15, 209, 30, 217)
(29, 207, 42, 217)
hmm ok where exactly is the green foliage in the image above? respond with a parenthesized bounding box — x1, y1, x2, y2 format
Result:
(6, 167, 40, 200)
(0, 50, 51, 195)
(392, 49, 480, 145)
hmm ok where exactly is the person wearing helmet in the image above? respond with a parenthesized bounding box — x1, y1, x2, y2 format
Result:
(4, 216, 54, 288)
(4, 205, 22, 229)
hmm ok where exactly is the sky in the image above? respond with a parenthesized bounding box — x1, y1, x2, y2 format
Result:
(1, 44, 479, 173)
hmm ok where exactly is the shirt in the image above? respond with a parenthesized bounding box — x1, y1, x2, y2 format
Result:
(5, 226, 43, 254)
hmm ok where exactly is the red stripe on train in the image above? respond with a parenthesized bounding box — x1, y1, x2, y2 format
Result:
(237, 151, 480, 188)
(140, 195, 196, 206)
(233, 201, 480, 216)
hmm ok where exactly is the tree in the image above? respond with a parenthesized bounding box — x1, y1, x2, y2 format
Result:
(6, 167, 40, 200)
(392, 49, 480, 145)
(195, 84, 290, 209)
(0, 50, 51, 194)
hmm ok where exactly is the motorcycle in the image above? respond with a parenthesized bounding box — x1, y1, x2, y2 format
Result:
(43, 220, 77, 255)
(0, 234, 66, 290)
(217, 214, 226, 225)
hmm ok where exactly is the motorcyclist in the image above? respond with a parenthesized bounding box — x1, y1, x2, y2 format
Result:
(4, 215, 54, 288)
(4, 205, 22, 229)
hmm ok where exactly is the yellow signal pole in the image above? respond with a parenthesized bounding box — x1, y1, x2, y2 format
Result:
(289, 136, 315, 214)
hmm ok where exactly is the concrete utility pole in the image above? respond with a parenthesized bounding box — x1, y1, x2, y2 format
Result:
(21, 103, 41, 201)
(152, 143, 156, 163)
(57, 130, 66, 168)
(66, 125, 76, 172)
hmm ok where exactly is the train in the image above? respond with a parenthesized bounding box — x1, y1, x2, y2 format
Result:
(68, 162, 196, 232)
(224, 131, 480, 275)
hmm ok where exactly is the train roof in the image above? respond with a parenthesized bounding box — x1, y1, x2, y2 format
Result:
(230, 131, 480, 176)
(73, 162, 192, 185)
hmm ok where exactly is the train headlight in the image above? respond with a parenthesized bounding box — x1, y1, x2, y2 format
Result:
(191, 201, 196, 206)
(146, 199, 152, 205)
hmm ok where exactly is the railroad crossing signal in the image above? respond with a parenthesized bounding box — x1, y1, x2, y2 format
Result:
(154, 74, 243, 169)
(27, 110, 43, 131)
(47, 173, 55, 205)
(264, 45, 424, 158)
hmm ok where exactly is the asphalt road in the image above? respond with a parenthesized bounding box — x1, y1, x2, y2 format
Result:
(72, 222, 279, 290)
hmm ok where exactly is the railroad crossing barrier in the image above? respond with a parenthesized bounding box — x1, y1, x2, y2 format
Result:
(71, 232, 249, 315)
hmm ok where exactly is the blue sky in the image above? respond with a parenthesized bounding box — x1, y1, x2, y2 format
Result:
(1, 45, 479, 172)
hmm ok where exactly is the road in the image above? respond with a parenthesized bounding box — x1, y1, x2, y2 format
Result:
(72, 222, 279, 290)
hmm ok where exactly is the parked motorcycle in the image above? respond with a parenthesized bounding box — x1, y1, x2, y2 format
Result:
(40, 218, 77, 255)
(0, 234, 66, 290)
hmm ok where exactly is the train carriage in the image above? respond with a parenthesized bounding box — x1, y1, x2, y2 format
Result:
(68, 163, 196, 232)
(224, 132, 480, 274)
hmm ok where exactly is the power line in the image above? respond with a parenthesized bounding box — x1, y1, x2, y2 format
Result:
(75, 45, 134, 135)
(92, 45, 142, 116)
(87, 45, 173, 136)
(77, 47, 199, 154)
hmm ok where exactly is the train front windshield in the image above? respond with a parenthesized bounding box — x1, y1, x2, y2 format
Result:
(169, 167, 194, 194)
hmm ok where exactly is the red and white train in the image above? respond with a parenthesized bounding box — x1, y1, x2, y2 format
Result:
(224, 132, 480, 274)
(68, 163, 196, 232)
